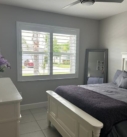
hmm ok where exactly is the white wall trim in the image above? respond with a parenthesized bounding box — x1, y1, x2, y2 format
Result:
(21, 101, 47, 110)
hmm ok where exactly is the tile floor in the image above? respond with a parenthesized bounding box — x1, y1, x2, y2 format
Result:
(20, 107, 62, 137)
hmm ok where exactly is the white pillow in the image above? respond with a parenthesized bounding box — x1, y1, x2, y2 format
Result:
(115, 71, 127, 87)
(119, 77, 127, 89)
(113, 70, 123, 84)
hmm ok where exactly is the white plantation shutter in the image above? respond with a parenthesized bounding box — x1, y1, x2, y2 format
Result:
(53, 33, 76, 75)
(17, 22, 79, 81)
(21, 30, 50, 76)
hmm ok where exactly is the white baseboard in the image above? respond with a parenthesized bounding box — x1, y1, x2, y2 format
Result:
(21, 101, 48, 110)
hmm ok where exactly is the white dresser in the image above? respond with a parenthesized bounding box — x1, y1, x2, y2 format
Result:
(0, 78, 22, 137)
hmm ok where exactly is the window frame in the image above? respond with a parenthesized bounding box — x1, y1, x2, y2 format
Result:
(17, 22, 79, 81)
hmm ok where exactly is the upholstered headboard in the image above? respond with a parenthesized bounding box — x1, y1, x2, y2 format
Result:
(122, 52, 127, 71)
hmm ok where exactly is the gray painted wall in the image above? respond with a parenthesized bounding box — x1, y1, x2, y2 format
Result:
(99, 11, 127, 82)
(0, 4, 99, 104)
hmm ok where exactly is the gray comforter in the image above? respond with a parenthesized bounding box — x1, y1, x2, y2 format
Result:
(79, 83, 127, 103)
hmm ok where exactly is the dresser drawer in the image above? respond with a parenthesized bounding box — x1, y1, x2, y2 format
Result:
(0, 120, 20, 137)
(0, 102, 20, 122)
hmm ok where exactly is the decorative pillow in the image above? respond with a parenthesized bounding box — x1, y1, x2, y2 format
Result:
(115, 71, 127, 86)
(119, 77, 127, 89)
(113, 70, 123, 84)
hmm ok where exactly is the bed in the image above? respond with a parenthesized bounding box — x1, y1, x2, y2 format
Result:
(46, 54, 127, 137)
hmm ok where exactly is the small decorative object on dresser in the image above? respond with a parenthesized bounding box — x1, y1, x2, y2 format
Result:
(0, 53, 10, 72)
(0, 78, 22, 137)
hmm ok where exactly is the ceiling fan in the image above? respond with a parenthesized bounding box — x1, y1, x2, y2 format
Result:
(63, 0, 124, 9)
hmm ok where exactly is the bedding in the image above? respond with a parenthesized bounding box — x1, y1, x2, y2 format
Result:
(119, 77, 127, 89)
(80, 83, 127, 136)
(79, 83, 127, 103)
(112, 70, 123, 84)
(55, 84, 127, 137)
(87, 77, 103, 84)
(115, 71, 127, 87)
(107, 120, 127, 137)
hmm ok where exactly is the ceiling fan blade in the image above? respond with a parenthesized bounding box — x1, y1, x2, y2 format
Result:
(63, 0, 80, 9)
(96, 0, 123, 3)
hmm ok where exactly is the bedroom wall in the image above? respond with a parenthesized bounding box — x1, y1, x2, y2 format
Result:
(0, 4, 99, 104)
(99, 11, 127, 82)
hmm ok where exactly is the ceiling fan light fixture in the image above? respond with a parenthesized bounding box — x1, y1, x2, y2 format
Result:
(80, 0, 95, 6)
(63, 0, 123, 10)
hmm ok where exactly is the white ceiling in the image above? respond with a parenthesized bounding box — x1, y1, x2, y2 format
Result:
(0, 0, 127, 20)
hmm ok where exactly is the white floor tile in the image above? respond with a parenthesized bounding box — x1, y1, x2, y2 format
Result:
(44, 106, 48, 110)
(20, 121, 41, 135)
(21, 114, 35, 123)
(21, 110, 31, 116)
(33, 112, 47, 120)
(20, 131, 45, 137)
(43, 127, 62, 137)
(30, 108, 47, 114)
(37, 119, 48, 130)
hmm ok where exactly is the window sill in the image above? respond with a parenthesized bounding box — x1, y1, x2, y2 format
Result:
(17, 74, 78, 82)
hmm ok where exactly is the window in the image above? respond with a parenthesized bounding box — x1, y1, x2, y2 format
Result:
(17, 22, 79, 81)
